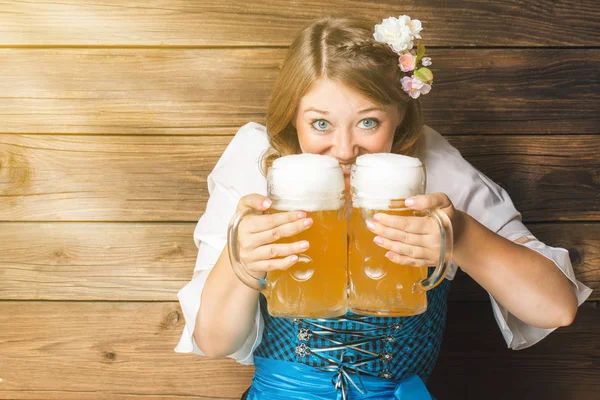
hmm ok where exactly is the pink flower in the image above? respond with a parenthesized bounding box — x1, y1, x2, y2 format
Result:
(398, 52, 416, 72)
(401, 75, 432, 99)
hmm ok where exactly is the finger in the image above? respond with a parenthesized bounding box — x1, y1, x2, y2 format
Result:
(252, 217, 314, 247)
(249, 254, 301, 272)
(366, 220, 427, 246)
(243, 210, 308, 234)
(373, 235, 435, 262)
(382, 251, 432, 268)
(372, 213, 437, 235)
(247, 240, 310, 263)
(237, 193, 273, 212)
(404, 192, 451, 211)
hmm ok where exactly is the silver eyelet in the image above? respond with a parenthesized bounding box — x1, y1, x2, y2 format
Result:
(295, 343, 311, 357)
(297, 328, 313, 342)
(378, 370, 393, 379)
(382, 335, 395, 343)
(379, 350, 393, 363)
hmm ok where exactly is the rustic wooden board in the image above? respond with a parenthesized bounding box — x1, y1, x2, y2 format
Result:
(0, 301, 596, 399)
(0, 301, 254, 398)
(0, 222, 198, 301)
(0, 222, 597, 301)
(0, 49, 597, 135)
(428, 301, 600, 400)
(1, 135, 598, 222)
(0, 0, 597, 47)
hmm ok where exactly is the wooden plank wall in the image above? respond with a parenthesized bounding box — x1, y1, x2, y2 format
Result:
(0, 1, 598, 399)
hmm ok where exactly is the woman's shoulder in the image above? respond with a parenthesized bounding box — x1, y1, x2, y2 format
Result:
(209, 122, 270, 189)
(419, 125, 462, 162)
(223, 121, 270, 155)
(418, 124, 497, 202)
(419, 124, 479, 180)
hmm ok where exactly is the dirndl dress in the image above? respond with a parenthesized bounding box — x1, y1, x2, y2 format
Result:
(243, 267, 450, 400)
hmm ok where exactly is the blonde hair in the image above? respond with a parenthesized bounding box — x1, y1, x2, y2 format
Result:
(261, 14, 425, 175)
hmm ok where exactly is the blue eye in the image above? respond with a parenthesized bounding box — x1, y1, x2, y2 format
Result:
(360, 118, 380, 130)
(310, 118, 380, 132)
(310, 119, 330, 131)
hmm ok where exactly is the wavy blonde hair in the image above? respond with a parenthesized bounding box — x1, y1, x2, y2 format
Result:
(261, 14, 425, 175)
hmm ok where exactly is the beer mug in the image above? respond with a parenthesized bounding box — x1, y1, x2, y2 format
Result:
(228, 154, 348, 318)
(348, 153, 453, 316)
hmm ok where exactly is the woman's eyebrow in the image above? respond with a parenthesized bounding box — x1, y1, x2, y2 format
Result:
(304, 106, 384, 114)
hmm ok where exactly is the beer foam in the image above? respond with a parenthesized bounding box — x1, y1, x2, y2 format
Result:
(269, 154, 344, 211)
(351, 153, 425, 209)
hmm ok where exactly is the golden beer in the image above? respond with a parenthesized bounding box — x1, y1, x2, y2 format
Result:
(228, 153, 349, 318)
(349, 204, 428, 316)
(266, 207, 347, 317)
(348, 153, 452, 317)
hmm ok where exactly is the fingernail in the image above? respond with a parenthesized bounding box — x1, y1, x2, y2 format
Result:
(262, 199, 272, 209)
(297, 211, 307, 219)
(290, 255, 299, 262)
(366, 220, 376, 230)
(304, 218, 313, 227)
(373, 236, 384, 245)
(385, 252, 394, 259)
(299, 241, 309, 250)
(405, 197, 415, 207)
(373, 214, 381, 221)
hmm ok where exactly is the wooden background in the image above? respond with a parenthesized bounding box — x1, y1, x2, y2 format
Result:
(0, 1, 598, 399)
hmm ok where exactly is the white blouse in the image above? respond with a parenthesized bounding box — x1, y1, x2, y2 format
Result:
(174, 122, 593, 365)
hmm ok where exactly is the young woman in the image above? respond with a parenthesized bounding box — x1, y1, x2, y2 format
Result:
(175, 14, 592, 400)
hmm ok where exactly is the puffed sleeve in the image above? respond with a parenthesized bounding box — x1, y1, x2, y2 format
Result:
(174, 122, 270, 365)
(420, 125, 593, 350)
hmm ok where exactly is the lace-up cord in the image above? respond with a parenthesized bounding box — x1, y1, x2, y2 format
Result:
(298, 317, 403, 399)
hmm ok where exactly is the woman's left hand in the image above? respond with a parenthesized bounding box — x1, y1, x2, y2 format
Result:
(367, 192, 463, 266)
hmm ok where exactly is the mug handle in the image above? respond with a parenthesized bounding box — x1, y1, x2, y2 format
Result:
(227, 208, 270, 296)
(412, 208, 454, 294)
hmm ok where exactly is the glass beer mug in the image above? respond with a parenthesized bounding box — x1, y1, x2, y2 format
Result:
(348, 153, 453, 316)
(228, 153, 348, 318)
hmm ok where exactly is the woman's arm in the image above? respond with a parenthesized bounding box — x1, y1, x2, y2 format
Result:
(194, 246, 261, 357)
(194, 194, 311, 357)
(370, 192, 579, 330)
(452, 210, 578, 329)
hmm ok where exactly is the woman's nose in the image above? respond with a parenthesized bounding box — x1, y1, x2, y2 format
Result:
(330, 129, 357, 160)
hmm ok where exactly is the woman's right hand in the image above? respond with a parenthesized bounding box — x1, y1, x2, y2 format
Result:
(232, 193, 313, 279)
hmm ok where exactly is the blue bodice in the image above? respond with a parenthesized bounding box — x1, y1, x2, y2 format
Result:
(254, 270, 450, 385)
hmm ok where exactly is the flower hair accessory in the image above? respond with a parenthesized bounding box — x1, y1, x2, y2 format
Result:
(373, 15, 433, 99)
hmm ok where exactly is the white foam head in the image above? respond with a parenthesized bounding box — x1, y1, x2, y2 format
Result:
(351, 153, 425, 209)
(268, 154, 344, 211)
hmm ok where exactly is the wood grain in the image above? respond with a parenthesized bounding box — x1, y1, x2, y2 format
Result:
(0, 0, 597, 47)
(0, 301, 596, 399)
(1, 135, 598, 221)
(0, 0, 596, 398)
(428, 301, 600, 400)
(0, 49, 597, 135)
(0, 222, 597, 301)
(0, 301, 253, 398)
(0, 222, 197, 301)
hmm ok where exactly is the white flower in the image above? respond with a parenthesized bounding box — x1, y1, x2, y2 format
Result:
(373, 15, 423, 53)
(421, 57, 432, 66)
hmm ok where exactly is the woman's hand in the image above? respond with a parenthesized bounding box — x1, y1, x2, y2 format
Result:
(366, 192, 464, 266)
(232, 194, 313, 279)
